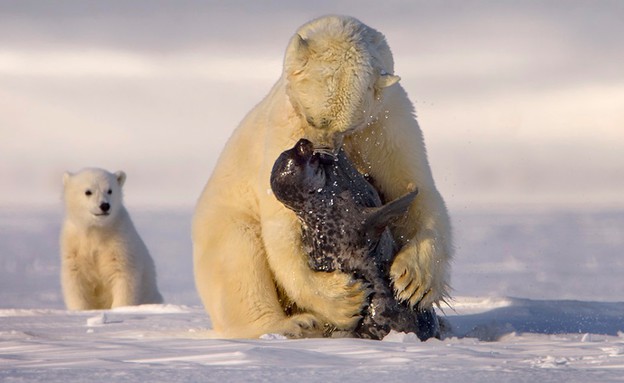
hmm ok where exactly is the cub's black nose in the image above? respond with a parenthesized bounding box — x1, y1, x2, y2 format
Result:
(100, 202, 110, 212)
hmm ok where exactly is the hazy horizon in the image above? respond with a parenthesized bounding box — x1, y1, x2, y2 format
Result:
(2, 1, 623, 210)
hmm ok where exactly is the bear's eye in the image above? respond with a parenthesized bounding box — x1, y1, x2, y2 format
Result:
(85, 190, 92, 197)
(107, 189, 112, 195)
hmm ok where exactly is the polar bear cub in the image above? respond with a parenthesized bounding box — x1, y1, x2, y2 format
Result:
(60, 168, 163, 310)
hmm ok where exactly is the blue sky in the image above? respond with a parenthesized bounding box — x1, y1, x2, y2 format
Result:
(1, 0, 623, 209)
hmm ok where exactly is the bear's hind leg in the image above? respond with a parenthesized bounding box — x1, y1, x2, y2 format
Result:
(194, 216, 321, 338)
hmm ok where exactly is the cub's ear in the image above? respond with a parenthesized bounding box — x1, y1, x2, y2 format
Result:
(62, 172, 72, 187)
(115, 171, 126, 187)
(376, 73, 401, 88)
(285, 34, 311, 76)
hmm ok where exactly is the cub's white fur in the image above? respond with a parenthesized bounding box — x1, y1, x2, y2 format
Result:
(193, 15, 452, 338)
(60, 168, 163, 310)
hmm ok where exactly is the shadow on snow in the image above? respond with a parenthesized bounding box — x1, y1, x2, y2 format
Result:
(445, 297, 624, 341)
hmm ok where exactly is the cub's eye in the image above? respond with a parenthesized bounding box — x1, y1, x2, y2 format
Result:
(85, 190, 92, 196)
(107, 189, 112, 195)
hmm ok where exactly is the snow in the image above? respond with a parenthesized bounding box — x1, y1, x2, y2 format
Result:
(1, 207, 623, 381)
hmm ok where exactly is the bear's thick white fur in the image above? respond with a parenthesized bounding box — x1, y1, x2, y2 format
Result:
(60, 168, 163, 310)
(193, 15, 452, 338)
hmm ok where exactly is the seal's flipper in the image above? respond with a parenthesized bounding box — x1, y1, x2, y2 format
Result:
(415, 307, 441, 341)
(363, 189, 418, 237)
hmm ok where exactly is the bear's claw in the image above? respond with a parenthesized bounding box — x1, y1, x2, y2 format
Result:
(390, 250, 433, 308)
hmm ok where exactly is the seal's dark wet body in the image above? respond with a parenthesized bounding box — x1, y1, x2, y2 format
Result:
(271, 139, 439, 340)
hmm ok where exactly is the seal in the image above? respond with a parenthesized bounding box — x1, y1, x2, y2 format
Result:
(270, 138, 440, 340)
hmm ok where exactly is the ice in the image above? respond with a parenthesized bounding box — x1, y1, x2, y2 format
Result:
(381, 330, 421, 343)
(260, 333, 289, 340)
(1, 207, 623, 381)
(86, 313, 110, 326)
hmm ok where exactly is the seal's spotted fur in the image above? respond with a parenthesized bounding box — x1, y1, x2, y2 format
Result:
(271, 138, 439, 340)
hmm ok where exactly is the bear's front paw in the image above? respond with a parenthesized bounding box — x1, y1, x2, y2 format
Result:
(390, 244, 437, 309)
(311, 271, 371, 330)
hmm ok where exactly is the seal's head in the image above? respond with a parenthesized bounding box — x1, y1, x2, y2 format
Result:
(270, 138, 331, 209)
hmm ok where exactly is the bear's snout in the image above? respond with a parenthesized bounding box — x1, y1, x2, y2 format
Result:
(99, 202, 111, 213)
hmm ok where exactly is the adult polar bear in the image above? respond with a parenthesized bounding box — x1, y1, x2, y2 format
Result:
(193, 15, 452, 338)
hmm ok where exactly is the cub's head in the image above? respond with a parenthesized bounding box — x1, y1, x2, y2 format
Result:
(284, 15, 400, 151)
(62, 168, 126, 227)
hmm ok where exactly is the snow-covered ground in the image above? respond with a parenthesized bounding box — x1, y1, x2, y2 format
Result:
(1, 207, 623, 381)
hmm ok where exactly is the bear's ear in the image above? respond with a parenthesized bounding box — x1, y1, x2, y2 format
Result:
(286, 34, 311, 75)
(62, 172, 72, 187)
(376, 72, 400, 88)
(115, 171, 126, 187)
